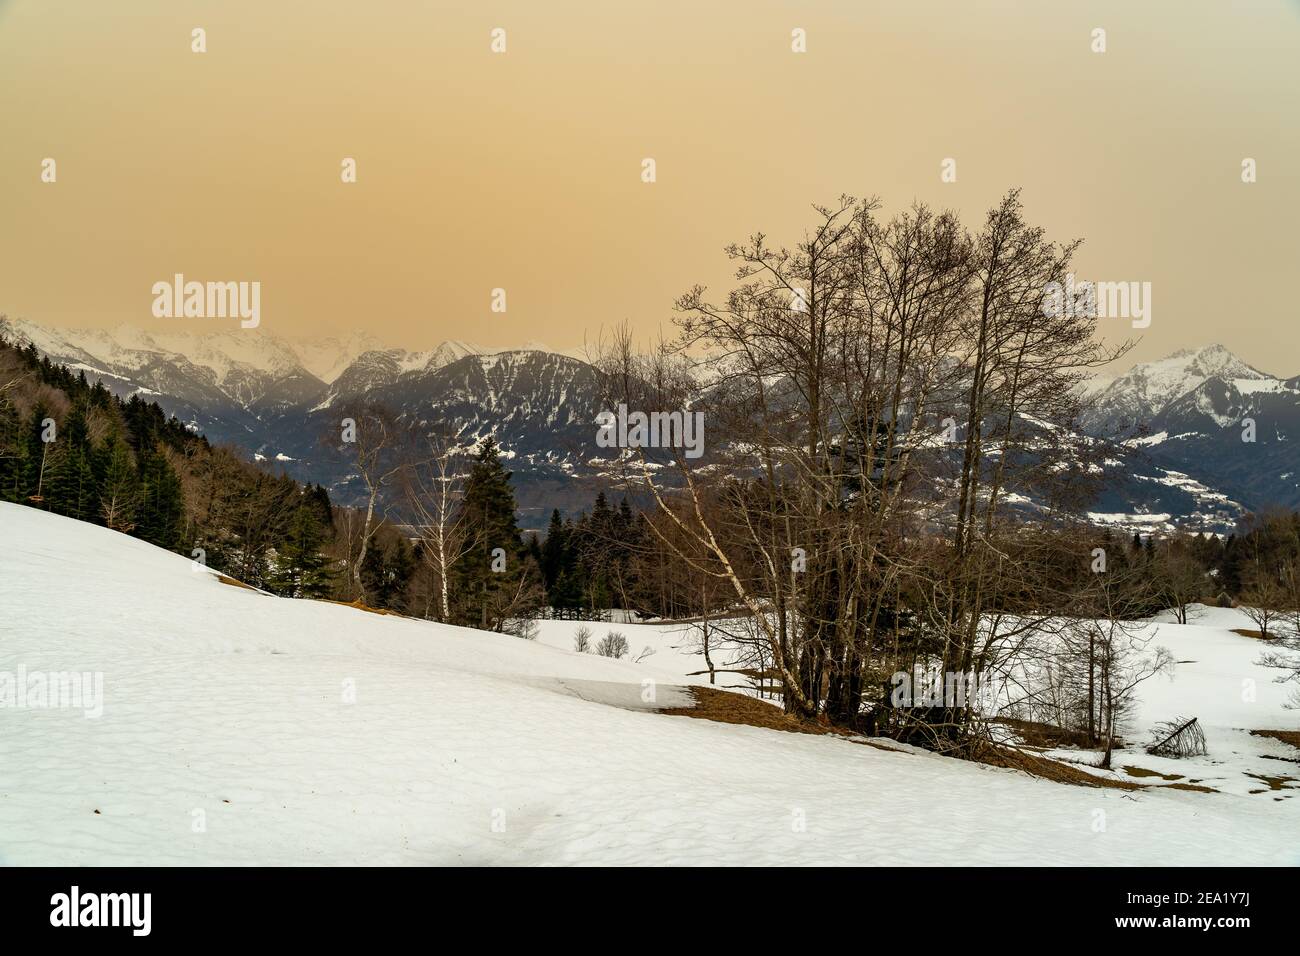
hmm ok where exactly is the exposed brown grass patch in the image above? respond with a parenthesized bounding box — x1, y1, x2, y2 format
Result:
(1123, 765, 1183, 781)
(986, 748, 1143, 790)
(1116, 766, 1218, 791)
(662, 688, 1224, 794)
(977, 746, 1142, 790)
(322, 598, 401, 616)
(988, 752, 1225, 792)
(1245, 771, 1297, 792)
(216, 574, 259, 592)
(662, 686, 903, 754)
(1231, 628, 1277, 641)
(663, 686, 843, 736)
(995, 717, 1106, 750)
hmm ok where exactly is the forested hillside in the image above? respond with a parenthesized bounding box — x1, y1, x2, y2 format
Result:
(0, 332, 704, 629)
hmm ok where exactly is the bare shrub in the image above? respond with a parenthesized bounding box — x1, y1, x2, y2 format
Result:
(573, 625, 592, 653)
(595, 631, 629, 659)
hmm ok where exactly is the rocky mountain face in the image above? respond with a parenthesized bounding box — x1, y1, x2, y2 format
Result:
(291, 349, 614, 527)
(4, 318, 1293, 533)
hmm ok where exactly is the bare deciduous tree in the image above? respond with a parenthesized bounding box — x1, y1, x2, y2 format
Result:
(327, 402, 407, 602)
(595, 191, 1130, 752)
(401, 426, 471, 621)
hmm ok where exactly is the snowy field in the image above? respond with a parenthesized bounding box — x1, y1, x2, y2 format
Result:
(1, 502, 1297, 866)
(1033, 605, 1300, 798)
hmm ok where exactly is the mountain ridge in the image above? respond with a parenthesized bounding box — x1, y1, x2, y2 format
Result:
(5, 316, 1293, 531)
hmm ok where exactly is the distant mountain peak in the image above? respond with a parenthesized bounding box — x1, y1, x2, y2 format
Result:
(1161, 343, 1268, 381)
(1081, 344, 1276, 436)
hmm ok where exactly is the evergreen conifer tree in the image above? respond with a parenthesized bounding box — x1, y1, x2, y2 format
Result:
(95, 434, 139, 532)
(360, 531, 415, 610)
(0, 395, 26, 503)
(450, 438, 533, 628)
(136, 444, 186, 549)
(268, 503, 335, 598)
(21, 402, 53, 503)
(43, 403, 96, 521)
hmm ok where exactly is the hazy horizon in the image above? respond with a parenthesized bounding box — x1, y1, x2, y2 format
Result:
(3, 0, 1298, 376)
(3, 312, 1293, 382)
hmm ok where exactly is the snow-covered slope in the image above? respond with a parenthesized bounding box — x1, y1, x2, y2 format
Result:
(1, 503, 1296, 865)
(1096, 605, 1300, 796)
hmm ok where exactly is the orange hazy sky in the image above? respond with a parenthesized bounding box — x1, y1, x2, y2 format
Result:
(2, 0, 1298, 373)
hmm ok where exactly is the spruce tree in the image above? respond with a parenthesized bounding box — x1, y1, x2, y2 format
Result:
(460, 438, 523, 550)
(540, 508, 567, 591)
(268, 503, 334, 599)
(0, 396, 26, 503)
(307, 483, 334, 530)
(451, 438, 530, 628)
(95, 435, 139, 532)
(359, 531, 415, 610)
(136, 444, 185, 548)
(21, 402, 53, 504)
(43, 403, 96, 521)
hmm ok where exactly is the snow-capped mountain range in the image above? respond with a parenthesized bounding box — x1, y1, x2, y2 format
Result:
(0, 317, 607, 527)
(1077, 344, 1300, 517)
(3, 316, 1297, 532)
